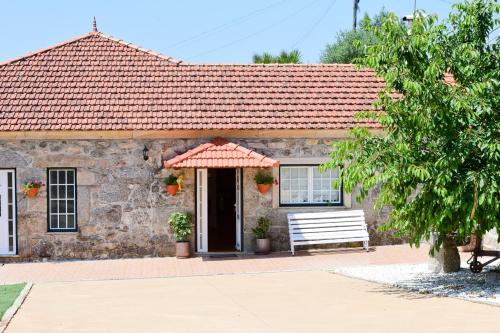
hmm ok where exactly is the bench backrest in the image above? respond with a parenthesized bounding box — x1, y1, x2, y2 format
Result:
(287, 210, 367, 241)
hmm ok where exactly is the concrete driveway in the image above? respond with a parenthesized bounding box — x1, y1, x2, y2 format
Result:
(6, 271, 499, 333)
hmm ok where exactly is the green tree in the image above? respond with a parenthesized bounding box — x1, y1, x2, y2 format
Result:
(320, 9, 388, 64)
(323, 0, 499, 272)
(253, 49, 301, 64)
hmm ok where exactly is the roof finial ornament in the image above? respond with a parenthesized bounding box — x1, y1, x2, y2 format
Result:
(92, 16, 98, 32)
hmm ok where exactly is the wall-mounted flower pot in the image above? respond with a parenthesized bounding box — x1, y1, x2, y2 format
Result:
(25, 187, 39, 198)
(166, 184, 179, 196)
(255, 238, 271, 255)
(257, 184, 271, 194)
(21, 181, 44, 198)
(175, 241, 190, 258)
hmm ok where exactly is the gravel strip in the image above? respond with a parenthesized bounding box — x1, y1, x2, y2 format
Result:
(331, 263, 500, 306)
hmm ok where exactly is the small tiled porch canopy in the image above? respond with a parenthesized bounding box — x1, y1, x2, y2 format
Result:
(164, 138, 280, 168)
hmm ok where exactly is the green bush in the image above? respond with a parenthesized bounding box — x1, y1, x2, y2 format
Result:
(252, 217, 271, 239)
(163, 174, 178, 185)
(168, 212, 192, 242)
(254, 172, 274, 185)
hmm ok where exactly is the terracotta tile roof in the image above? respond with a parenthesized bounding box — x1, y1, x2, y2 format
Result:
(0, 30, 384, 132)
(164, 138, 279, 168)
(444, 73, 456, 85)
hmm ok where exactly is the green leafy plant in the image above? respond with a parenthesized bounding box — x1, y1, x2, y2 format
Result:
(252, 217, 271, 239)
(168, 212, 193, 242)
(163, 174, 178, 186)
(322, 0, 500, 267)
(20, 180, 44, 195)
(254, 173, 274, 185)
(253, 49, 301, 64)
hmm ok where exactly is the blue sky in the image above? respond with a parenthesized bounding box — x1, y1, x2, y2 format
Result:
(1, 0, 460, 64)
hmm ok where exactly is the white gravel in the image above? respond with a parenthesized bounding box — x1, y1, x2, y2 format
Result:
(331, 263, 500, 306)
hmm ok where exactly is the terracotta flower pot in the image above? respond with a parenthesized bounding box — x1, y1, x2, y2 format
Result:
(255, 238, 271, 255)
(26, 187, 39, 198)
(166, 184, 179, 196)
(257, 183, 271, 194)
(175, 241, 190, 259)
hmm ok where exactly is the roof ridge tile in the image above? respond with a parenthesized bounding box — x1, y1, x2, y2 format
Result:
(0, 31, 183, 68)
(96, 32, 183, 65)
(0, 32, 95, 67)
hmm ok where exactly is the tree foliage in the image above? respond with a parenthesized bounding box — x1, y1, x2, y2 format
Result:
(320, 9, 388, 64)
(253, 49, 302, 64)
(323, 0, 500, 251)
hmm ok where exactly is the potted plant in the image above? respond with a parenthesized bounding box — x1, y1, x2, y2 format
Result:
(21, 180, 45, 198)
(254, 172, 274, 194)
(168, 212, 193, 258)
(163, 174, 182, 196)
(252, 217, 271, 255)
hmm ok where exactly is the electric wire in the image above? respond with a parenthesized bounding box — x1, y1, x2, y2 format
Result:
(290, 0, 337, 48)
(167, 0, 289, 50)
(186, 0, 323, 61)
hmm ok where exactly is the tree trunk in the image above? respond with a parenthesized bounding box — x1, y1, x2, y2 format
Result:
(428, 234, 461, 273)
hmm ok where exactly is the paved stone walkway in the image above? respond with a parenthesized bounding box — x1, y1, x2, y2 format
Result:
(0, 245, 430, 283)
(6, 271, 499, 333)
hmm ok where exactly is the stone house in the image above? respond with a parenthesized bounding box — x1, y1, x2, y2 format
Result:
(0, 26, 395, 260)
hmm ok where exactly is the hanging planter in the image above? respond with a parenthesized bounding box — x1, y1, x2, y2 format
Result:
(163, 174, 184, 196)
(254, 172, 274, 194)
(26, 187, 39, 198)
(257, 183, 271, 194)
(21, 180, 45, 198)
(167, 184, 179, 196)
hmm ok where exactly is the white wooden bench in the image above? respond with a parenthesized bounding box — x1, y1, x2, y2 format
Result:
(287, 210, 369, 255)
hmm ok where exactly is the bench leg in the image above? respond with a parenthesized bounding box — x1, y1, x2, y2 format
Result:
(291, 245, 295, 256)
(363, 240, 369, 252)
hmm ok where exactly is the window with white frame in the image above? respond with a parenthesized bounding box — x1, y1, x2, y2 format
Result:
(280, 165, 342, 205)
(48, 169, 77, 231)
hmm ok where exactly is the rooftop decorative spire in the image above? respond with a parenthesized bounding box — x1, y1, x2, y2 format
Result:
(92, 16, 98, 32)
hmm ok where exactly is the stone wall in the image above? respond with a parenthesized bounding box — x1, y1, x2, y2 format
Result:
(0, 137, 398, 260)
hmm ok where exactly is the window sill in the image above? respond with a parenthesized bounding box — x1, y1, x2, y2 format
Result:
(279, 202, 344, 207)
(46, 231, 79, 235)
(277, 205, 349, 210)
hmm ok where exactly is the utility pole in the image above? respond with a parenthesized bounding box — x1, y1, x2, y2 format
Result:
(353, 0, 360, 31)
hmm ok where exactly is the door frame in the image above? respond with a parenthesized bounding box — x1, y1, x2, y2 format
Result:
(195, 168, 243, 253)
(0, 168, 18, 256)
(196, 168, 208, 252)
(235, 168, 243, 251)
